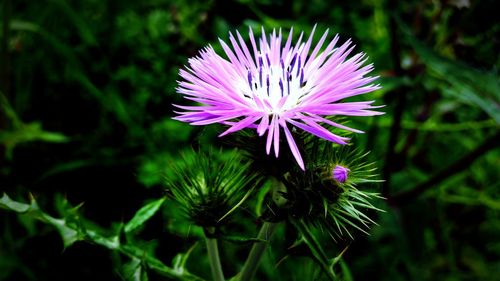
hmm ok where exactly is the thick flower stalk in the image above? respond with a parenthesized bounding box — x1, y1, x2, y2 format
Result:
(174, 26, 382, 170)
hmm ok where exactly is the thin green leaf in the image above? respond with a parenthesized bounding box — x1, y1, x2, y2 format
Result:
(124, 197, 166, 233)
(172, 242, 198, 273)
(220, 235, 267, 245)
(122, 257, 148, 281)
(339, 259, 354, 281)
(402, 22, 500, 123)
(290, 218, 337, 281)
(218, 186, 255, 223)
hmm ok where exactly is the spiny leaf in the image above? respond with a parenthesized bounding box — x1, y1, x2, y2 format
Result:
(1, 193, 82, 248)
(0, 194, 206, 281)
(43, 216, 81, 248)
(0, 193, 33, 213)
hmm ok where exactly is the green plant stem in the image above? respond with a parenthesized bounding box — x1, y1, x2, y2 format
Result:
(239, 221, 279, 281)
(205, 228, 225, 281)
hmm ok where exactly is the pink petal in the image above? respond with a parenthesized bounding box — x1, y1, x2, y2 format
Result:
(280, 119, 305, 170)
(288, 118, 349, 144)
(274, 115, 280, 157)
(219, 115, 262, 137)
(307, 113, 364, 134)
(257, 114, 270, 136)
(266, 115, 275, 155)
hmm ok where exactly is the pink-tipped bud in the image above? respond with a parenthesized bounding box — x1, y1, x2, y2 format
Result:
(332, 165, 349, 183)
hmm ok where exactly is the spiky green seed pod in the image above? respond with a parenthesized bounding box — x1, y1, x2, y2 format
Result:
(164, 149, 261, 227)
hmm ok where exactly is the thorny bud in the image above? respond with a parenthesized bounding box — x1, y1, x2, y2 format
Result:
(332, 165, 349, 183)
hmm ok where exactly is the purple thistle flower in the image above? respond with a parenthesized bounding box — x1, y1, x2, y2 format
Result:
(174, 26, 383, 170)
(332, 165, 349, 183)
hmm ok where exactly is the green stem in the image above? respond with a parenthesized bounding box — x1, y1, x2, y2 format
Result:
(239, 221, 279, 281)
(205, 228, 225, 281)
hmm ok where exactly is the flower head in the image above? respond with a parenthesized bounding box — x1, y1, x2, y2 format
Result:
(174, 26, 383, 170)
(283, 142, 384, 240)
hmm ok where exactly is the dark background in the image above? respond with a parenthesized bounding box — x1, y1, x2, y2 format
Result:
(1, 0, 499, 280)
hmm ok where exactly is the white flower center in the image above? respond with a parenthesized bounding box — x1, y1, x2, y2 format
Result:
(245, 52, 306, 116)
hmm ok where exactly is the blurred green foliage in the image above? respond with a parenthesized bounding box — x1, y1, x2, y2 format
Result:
(1, 0, 499, 280)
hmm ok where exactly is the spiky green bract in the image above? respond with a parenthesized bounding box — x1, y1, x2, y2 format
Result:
(282, 140, 384, 241)
(164, 149, 261, 227)
(222, 129, 300, 178)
